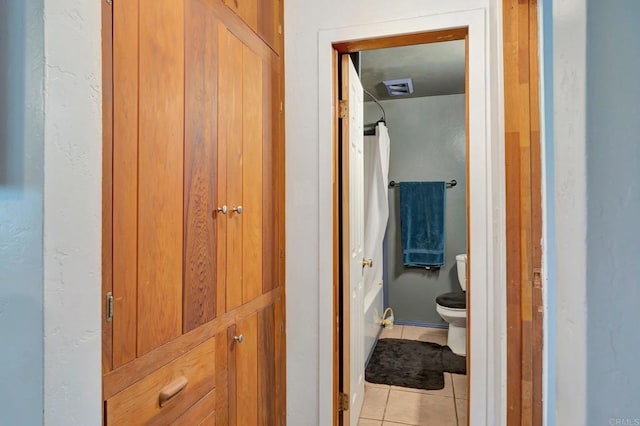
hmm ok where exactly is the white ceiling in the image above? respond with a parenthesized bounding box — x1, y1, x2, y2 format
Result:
(360, 40, 465, 101)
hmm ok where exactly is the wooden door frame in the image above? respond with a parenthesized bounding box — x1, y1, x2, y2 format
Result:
(334, 32, 470, 426)
(319, 9, 503, 425)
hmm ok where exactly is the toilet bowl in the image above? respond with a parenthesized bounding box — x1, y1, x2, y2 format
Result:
(436, 254, 467, 356)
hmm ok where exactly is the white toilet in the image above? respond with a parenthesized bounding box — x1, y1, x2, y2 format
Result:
(436, 254, 467, 356)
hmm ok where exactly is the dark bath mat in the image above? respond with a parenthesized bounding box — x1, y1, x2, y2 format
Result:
(365, 338, 466, 391)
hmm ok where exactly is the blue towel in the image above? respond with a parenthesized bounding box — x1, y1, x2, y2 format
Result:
(399, 181, 446, 267)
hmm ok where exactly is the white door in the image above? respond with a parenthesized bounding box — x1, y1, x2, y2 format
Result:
(341, 55, 365, 425)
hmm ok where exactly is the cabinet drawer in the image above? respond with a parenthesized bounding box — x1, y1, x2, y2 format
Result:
(106, 338, 216, 425)
(172, 389, 216, 426)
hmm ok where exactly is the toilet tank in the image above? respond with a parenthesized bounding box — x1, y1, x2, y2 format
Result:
(456, 254, 467, 291)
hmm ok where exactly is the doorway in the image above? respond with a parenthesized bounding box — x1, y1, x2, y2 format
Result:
(338, 38, 469, 426)
(317, 9, 500, 426)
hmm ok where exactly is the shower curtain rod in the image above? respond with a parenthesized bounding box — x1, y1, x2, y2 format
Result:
(388, 179, 458, 189)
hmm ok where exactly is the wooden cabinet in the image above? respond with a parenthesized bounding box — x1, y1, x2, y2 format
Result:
(103, 0, 285, 423)
(222, 0, 281, 53)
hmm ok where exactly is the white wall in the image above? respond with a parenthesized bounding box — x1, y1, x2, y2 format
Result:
(285, 1, 502, 424)
(0, 0, 45, 423)
(43, 0, 102, 424)
(550, 0, 587, 424)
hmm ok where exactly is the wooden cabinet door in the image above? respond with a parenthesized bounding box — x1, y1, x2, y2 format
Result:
(223, 0, 258, 30)
(228, 302, 281, 426)
(257, 0, 281, 53)
(219, 24, 276, 311)
(183, 0, 222, 333)
(112, 0, 185, 365)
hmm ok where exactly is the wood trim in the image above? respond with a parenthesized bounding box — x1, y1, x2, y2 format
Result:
(333, 27, 468, 53)
(103, 287, 282, 399)
(339, 54, 352, 426)
(101, 0, 114, 376)
(528, 1, 544, 424)
(502, 0, 543, 424)
(112, 0, 139, 368)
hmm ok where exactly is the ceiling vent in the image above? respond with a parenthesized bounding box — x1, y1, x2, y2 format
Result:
(382, 78, 414, 96)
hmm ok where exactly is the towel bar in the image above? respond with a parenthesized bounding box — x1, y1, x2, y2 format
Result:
(388, 179, 457, 189)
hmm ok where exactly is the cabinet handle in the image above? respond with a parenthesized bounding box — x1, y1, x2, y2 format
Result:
(231, 205, 243, 215)
(362, 258, 373, 268)
(158, 376, 188, 407)
(214, 205, 228, 215)
(234, 334, 244, 344)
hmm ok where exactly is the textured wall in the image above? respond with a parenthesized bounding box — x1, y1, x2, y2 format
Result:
(552, 0, 588, 424)
(365, 95, 466, 325)
(43, 0, 102, 424)
(0, 0, 45, 423)
(586, 1, 640, 424)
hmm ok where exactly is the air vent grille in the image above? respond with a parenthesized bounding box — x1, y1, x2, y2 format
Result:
(383, 78, 414, 96)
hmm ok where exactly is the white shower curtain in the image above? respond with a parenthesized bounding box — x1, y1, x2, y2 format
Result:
(363, 123, 391, 299)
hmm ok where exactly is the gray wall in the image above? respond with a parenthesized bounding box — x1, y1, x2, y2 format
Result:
(0, 0, 45, 423)
(366, 94, 466, 324)
(586, 1, 640, 423)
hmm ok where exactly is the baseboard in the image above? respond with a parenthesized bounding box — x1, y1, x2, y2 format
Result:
(394, 320, 448, 329)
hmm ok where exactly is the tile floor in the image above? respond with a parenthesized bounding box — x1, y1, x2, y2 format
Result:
(359, 325, 467, 426)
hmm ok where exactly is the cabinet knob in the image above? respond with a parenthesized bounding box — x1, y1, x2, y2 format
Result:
(231, 205, 243, 214)
(214, 205, 228, 215)
(233, 334, 244, 344)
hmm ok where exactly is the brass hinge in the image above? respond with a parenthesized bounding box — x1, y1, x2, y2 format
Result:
(278, 24, 283, 35)
(533, 268, 543, 288)
(106, 292, 114, 322)
(338, 100, 348, 119)
(338, 392, 349, 411)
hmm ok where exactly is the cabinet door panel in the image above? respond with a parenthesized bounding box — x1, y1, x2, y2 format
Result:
(262, 61, 278, 294)
(137, 0, 185, 355)
(274, 297, 286, 423)
(112, 0, 139, 368)
(242, 46, 264, 304)
(257, 0, 278, 52)
(236, 312, 258, 426)
(219, 25, 244, 312)
(258, 304, 276, 425)
(224, 0, 258, 31)
(184, 0, 219, 332)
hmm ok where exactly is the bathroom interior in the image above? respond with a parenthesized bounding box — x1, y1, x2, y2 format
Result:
(355, 39, 468, 426)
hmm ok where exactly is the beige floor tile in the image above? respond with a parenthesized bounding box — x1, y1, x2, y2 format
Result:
(380, 325, 403, 339)
(391, 373, 454, 398)
(401, 326, 448, 345)
(358, 419, 382, 426)
(456, 398, 467, 425)
(384, 389, 457, 426)
(382, 423, 411, 426)
(360, 386, 389, 420)
(451, 373, 467, 399)
(366, 381, 390, 390)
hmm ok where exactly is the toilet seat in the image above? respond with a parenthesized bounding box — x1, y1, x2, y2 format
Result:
(436, 291, 466, 309)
